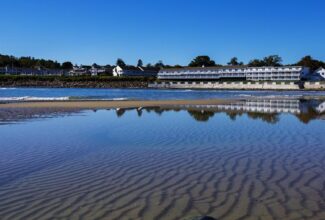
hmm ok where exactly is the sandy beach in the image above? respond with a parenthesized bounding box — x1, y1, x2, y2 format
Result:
(0, 99, 237, 109)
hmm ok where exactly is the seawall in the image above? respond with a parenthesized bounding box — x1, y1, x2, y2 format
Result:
(149, 81, 325, 90)
(0, 80, 149, 88)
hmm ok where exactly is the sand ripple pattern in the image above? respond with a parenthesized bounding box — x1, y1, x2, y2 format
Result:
(0, 110, 325, 220)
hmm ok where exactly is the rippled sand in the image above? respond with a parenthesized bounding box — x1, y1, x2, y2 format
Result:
(0, 109, 324, 220)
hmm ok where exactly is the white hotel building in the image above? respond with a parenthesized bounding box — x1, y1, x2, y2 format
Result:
(158, 66, 310, 81)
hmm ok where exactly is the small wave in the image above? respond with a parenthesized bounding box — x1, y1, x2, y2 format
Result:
(109, 97, 128, 101)
(0, 96, 70, 101)
(0, 96, 129, 101)
(69, 96, 129, 101)
(0, 87, 17, 90)
(238, 94, 252, 97)
(259, 95, 302, 99)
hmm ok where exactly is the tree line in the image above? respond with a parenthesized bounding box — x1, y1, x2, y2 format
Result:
(1, 53, 324, 72)
(0, 54, 74, 70)
(186, 55, 325, 71)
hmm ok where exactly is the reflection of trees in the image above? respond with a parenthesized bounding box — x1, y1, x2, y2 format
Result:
(113, 101, 324, 124)
(144, 107, 181, 116)
(145, 107, 164, 115)
(116, 107, 182, 118)
(136, 109, 143, 117)
(295, 108, 319, 124)
(225, 112, 243, 121)
(116, 109, 126, 117)
(247, 112, 280, 124)
(187, 110, 215, 122)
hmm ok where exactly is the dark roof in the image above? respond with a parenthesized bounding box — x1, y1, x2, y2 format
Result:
(118, 65, 159, 73)
(161, 65, 247, 71)
(119, 66, 141, 71)
(139, 66, 160, 72)
(315, 67, 325, 71)
(161, 65, 306, 72)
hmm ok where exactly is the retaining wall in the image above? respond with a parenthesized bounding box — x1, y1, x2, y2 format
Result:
(149, 81, 304, 90)
(304, 82, 325, 90)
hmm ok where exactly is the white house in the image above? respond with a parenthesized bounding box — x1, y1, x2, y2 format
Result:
(69, 66, 89, 76)
(90, 65, 106, 76)
(113, 66, 159, 77)
(314, 67, 325, 80)
(0, 66, 65, 76)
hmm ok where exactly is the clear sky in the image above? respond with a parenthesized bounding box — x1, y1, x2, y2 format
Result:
(0, 0, 324, 66)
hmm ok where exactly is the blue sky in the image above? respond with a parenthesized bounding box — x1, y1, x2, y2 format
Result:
(0, 0, 324, 66)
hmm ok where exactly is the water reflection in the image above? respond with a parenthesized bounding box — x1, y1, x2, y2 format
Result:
(1, 98, 324, 125)
(114, 98, 325, 124)
(0, 108, 80, 125)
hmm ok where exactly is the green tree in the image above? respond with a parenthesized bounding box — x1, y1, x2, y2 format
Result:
(116, 58, 126, 67)
(62, 61, 73, 70)
(248, 59, 265, 67)
(146, 63, 153, 68)
(263, 55, 282, 66)
(189, 56, 216, 67)
(227, 57, 243, 66)
(296, 56, 324, 71)
(154, 60, 164, 68)
(137, 59, 143, 67)
(248, 55, 282, 67)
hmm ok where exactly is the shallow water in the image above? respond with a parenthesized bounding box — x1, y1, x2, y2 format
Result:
(1, 87, 325, 101)
(0, 97, 325, 220)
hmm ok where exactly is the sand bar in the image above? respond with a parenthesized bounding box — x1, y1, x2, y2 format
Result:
(0, 99, 237, 109)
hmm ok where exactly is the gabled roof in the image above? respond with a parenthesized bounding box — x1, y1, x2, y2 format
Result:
(139, 66, 160, 72)
(117, 65, 140, 71)
(117, 65, 159, 72)
(315, 67, 325, 72)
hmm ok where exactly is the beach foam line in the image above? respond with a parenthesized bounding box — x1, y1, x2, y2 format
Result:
(0, 88, 17, 90)
(0, 96, 70, 101)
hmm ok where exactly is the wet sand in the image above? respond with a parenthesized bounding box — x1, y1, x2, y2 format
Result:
(0, 108, 324, 220)
(0, 99, 236, 109)
(1, 100, 325, 220)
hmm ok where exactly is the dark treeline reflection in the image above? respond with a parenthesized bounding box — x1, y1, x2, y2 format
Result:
(114, 99, 325, 124)
(0, 108, 79, 125)
(1, 99, 324, 125)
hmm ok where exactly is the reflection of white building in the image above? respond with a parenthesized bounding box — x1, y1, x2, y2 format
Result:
(158, 66, 310, 81)
(176, 99, 301, 114)
(316, 101, 325, 113)
(217, 99, 301, 114)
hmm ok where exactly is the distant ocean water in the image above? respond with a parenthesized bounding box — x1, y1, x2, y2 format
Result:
(1, 87, 325, 101)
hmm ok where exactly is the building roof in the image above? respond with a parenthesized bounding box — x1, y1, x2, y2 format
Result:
(160, 65, 305, 72)
(117, 65, 140, 71)
(139, 66, 160, 72)
(161, 65, 247, 72)
(117, 65, 159, 72)
(315, 67, 325, 71)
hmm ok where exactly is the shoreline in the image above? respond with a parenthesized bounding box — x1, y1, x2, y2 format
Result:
(1, 81, 322, 91)
(0, 99, 238, 109)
